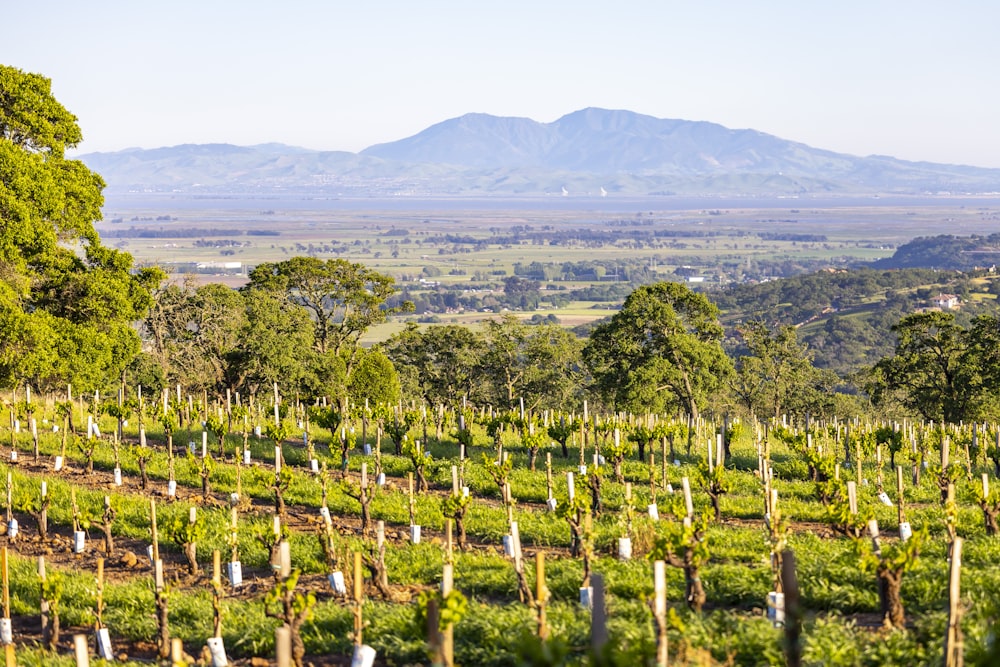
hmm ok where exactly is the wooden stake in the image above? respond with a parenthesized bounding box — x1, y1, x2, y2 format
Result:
(944, 537, 964, 667)
(150, 500, 159, 564)
(212, 550, 223, 638)
(896, 465, 907, 527)
(353, 551, 364, 647)
(1, 547, 8, 620)
(95, 558, 104, 629)
(535, 552, 548, 641)
(681, 477, 693, 518)
(781, 550, 801, 667)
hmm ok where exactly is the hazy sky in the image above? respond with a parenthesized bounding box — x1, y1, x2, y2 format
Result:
(7, 1, 999, 167)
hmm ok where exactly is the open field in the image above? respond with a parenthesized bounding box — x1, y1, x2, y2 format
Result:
(95, 194, 1000, 347)
(98, 195, 1000, 278)
(1, 397, 999, 665)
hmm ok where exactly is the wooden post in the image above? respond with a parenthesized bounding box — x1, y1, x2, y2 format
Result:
(535, 552, 548, 641)
(546, 453, 553, 501)
(95, 558, 105, 629)
(441, 538, 454, 667)
(856, 434, 863, 488)
(353, 551, 364, 647)
(38, 557, 49, 649)
(681, 477, 693, 519)
(212, 550, 222, 638)
(896, 465, 906, 528)
(1, 547, 8, 622)
(944, 537, 964, 667)
(781, 550, 801, 667)
(150, 500, 159, 564)
(408, 473, 416, 527)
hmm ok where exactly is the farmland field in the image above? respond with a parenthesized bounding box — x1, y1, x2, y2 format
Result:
(97, 194, 1000, 336)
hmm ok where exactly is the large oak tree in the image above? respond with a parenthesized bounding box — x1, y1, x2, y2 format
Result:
(0, 65, 162, 392)
(583, 282, 732, 419)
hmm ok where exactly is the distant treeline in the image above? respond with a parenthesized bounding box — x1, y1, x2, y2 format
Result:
(100, 227, 281, 238)
(423, 228, 826, 248)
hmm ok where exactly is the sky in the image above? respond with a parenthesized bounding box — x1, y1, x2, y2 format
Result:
(6, 1, 1000, 167)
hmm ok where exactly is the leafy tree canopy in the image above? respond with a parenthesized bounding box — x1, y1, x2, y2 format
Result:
(583, 281, 732, 418)
(0, 65, 162, 392)
(246, 256, 413, 373)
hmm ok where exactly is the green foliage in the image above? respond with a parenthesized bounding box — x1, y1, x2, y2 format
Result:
(164, 509, 207, 549)
(649, 510, 711, 570)
(416, 588, 468, 632)
(732, 320, 837, 421)
(205, 413, 226, 443)
(855, 526, 926, 576)
(263, 570, 316, 623)
(0, 65, 163, 392)
(441, 491, 471, 518)
(264, 419, 292, 447)
(584, 281, 732, 418)
(246, 257, 413, 384)
(382, 323, 484, 406)
(347, 347, 400, 407)
(868, 311, 1000, 423)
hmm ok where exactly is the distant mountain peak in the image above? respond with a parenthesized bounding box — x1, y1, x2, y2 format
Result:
(77, 109, 1000, 196)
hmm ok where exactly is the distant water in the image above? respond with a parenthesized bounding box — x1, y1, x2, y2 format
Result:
(102, 192, 1000, 214)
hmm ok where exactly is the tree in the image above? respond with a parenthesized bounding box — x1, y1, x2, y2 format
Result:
(867, 311, 987, 423)
(732, 320, 837, 421)
(382, 323, 484, 406)
(346, 347, 400, 407)
(584, 282, 732, 420)
(0, 65, 162, 392)
(479, 315, 586, 411)
(246, 257, 412, 377)
(227, 287, 315, 397)
(144, 280, 246, 393)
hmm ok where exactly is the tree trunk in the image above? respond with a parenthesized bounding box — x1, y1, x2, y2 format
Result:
(983, 505, 999, 536)
(185, 542, 199, 575)
(360, 496, 371, 537)
(156, 593, 170, 660)
(456, 514, 467, 550)
(685, 563, 706, 613)
(103, 523, 115, 557)
(880, 569, 905, 628)
(274, 484, 286, 518)
(139, 458, 149, 490)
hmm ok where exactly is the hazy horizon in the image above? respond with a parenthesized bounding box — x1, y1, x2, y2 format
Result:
(9, 1, 1000, 168)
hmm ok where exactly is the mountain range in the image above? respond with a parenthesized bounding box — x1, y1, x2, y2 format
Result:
(77, 108, 1000, 197)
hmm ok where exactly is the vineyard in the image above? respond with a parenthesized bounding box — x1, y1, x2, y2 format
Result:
(0, 390, 997, 667)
